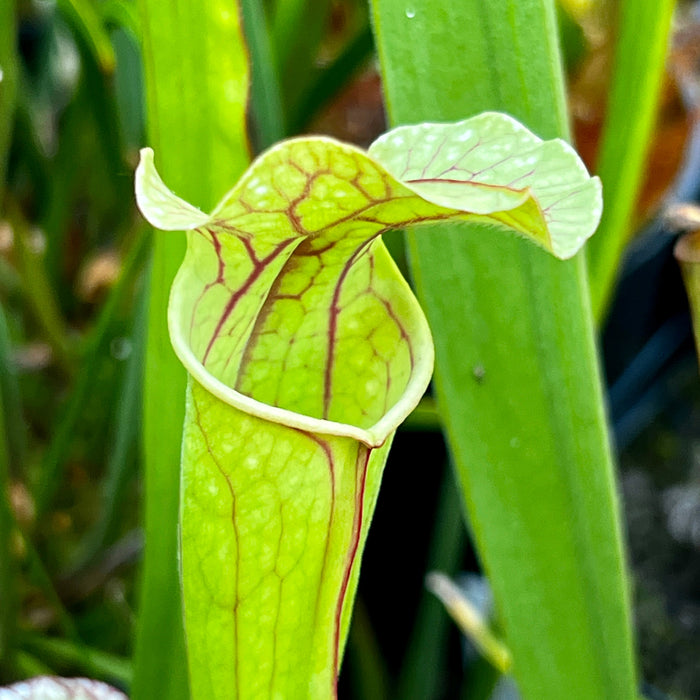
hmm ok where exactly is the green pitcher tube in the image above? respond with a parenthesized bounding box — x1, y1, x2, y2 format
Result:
(135, 113, 601, 699)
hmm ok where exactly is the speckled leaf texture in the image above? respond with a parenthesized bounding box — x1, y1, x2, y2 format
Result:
(0, 677, 126, 699)
(135, 113, 601, 699)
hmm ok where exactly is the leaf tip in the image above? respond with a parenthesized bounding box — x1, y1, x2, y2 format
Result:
(135, 147, 210, 231)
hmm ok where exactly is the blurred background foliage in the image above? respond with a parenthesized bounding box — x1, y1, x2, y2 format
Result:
(0, 0, 700, 697)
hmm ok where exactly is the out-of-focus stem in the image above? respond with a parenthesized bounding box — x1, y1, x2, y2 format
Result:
(426, 571, 512, 674)
(674, 228, 700, 361)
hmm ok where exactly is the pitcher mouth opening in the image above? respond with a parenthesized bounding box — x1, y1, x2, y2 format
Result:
(168, 281, 435, 449)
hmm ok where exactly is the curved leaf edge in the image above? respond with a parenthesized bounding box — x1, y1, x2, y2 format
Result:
(369, 111, 603, 260)
(136, 147, 433, 447)
(167, 271, 434, 448)
(135, 114, 601, 444)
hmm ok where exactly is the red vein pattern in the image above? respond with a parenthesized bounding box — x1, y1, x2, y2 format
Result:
(185, 381, 387, 698)
(154, 115, 602, 699)
(177, 141, 456, 434)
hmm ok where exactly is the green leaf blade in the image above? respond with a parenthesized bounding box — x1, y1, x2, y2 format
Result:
(587, 0, 676, 320)
(134, 0, 251, 695)
(369, 0, 638, 699)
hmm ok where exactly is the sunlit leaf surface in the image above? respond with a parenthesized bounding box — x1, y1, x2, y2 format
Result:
(135, 113, 600, 699)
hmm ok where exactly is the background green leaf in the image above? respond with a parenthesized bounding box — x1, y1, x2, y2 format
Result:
(586, 0, 676, 320)
(133, 0, 251, 697)
(369, 0, 638, 697)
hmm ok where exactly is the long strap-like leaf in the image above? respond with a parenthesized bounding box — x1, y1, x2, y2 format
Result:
(370, 1, 638, 698)
(133, 0, 250, 697)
